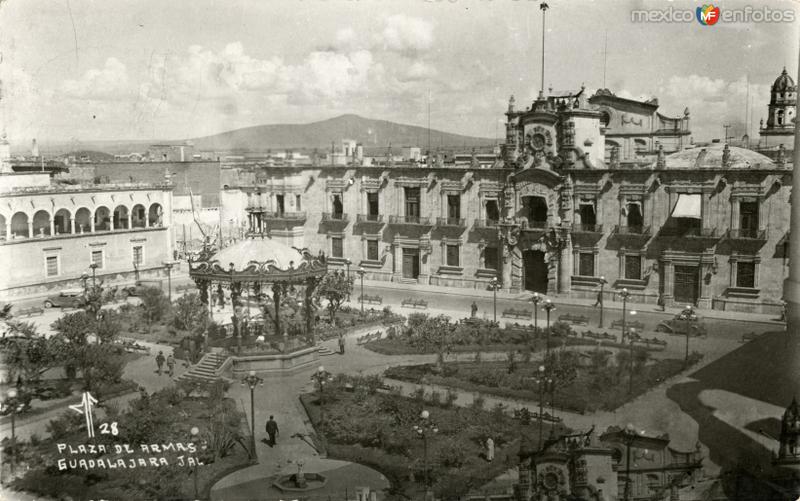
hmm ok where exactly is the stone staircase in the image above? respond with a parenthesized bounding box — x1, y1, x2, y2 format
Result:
(176, 352, 229, 384)
(318, 345, 337, 357)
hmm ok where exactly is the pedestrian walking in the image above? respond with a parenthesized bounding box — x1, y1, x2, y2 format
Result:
(593, 288, 602, 308)
(166, 354, 176, 377)
(486, 437, 495, 462)
(470, 301, 478, 318)
(657, 293, 666, 312)
(266, 415, 279, 446)
(338, 334, 345, 355)
(155, 351, 165, 375)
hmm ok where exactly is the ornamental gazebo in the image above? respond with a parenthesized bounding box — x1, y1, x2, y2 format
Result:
(188, 238, 327, 342)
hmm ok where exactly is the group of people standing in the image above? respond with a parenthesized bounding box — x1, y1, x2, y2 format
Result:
(155, 351, 176, 377)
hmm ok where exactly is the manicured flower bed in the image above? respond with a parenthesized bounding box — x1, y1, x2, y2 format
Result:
(384, 349, 704, 414)
(299, 373, 560, 500)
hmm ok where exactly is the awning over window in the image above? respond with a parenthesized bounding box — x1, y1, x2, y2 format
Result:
(671, 194, 701, 219)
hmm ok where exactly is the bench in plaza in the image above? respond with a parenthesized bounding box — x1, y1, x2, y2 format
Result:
(359, 294, 383, 305)
(609, 319, 645, 332)
(502, 308, 532, 320)
(582, 331, 617, 342)
(506, 323, 538, 338)
(401, 298, 428, 309)
(558, 313, 589, 325)
(16, 306, 44, 317)
(629, 332, 668, 347)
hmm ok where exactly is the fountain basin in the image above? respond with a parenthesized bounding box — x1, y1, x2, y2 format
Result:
(273, 472, 328, 492)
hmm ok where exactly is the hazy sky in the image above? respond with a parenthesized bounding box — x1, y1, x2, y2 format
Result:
(0, 0, 798, 147)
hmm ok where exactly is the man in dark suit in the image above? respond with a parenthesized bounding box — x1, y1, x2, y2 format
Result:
(266, 415, 279, 447)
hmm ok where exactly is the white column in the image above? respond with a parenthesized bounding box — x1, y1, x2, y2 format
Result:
(49, 218, 55, 236)
(70, 217, 75, 234)
(27, 221, 33, 238)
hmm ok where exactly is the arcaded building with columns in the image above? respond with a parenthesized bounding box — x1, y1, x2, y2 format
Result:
(0, 171, 174, 300)
(219, 82, 789, 314)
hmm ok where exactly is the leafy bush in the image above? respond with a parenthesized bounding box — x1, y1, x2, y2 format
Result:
(428, 390, 442, 406)
(471, 394, 485, 410)
(46, 411, 85, 440)
(436, 438, 466, 468)
(443, 389, 458, 409)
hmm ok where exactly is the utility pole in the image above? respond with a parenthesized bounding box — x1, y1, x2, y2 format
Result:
(723, 124, 732, 143)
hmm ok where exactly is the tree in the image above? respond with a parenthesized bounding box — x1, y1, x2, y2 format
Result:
(0, 321, 67, 385)
(78, 344, 125, 393)
(313, 271, 354, 322)
(170, 293, 208, 332)
(139, 287, 170, 330)
(412, 315, 455, 370)
(95, 309, 122, 344)
(51, 311, 94, 346)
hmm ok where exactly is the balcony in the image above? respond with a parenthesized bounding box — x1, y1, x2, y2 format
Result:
(473, 219, 500, 229)
(658, 224, 718, 239)
(522, 220, 549, 230)
(356, 214, 385, 225)
(260, 211, 307, 222)
(321, 212, 349, 223)
(726, 228, 767, 241)
(571, 223, 604, 234)
(613, 225, 651, 236)
(388, 215, 432, 226)
(436, 217, 467, 228)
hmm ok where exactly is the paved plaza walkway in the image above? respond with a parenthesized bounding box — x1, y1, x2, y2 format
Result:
(1, 276, 786, 499)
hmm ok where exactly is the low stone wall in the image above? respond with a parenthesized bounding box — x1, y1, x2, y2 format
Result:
(228, 346, 319, 377)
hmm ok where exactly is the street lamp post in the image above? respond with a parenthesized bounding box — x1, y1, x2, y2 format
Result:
(543, 300, 556, 359)
(190, 426, 201, 499)
(598, 276, 608, 328)
(240, 371, 264, 462)
(489, 277, 500, 323)
(412, 409, 439, 493)
(532, 365, 552, 448)
(618, 288, 631, 342)
(163, 262, 174, 302)
(357, 267, 366, 316)
(531, 292, 542, 341)
(681, 305, 696, 366)
(5, 388, 19, 475)
(89, 262, 98, 288)
(311, 366, 333, 439)
(622, 423, 637, 501)
(628, 326, 636, 395)
(345, 258, 352, 279)
(80, 272, 89, 295)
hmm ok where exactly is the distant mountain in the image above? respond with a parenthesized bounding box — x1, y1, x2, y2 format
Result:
(189, 114, 495, 152)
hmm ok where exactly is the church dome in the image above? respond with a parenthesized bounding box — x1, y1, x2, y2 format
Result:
(772, 68, 796, 93)
(210, 238, 306, 271)
(661, 143, 776, 170)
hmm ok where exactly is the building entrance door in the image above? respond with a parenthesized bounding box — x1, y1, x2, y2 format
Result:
(523, 250, 548, 293)
(402, 248, 420, 279)
(673, 265, 699, 305)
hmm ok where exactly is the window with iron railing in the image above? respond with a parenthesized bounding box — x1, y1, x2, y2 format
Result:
(331, 237, 343, 258)
(484, 247, 498, 270)
(736, 261, 756, 288)
(625, 255, 642, 280)
(367, 240, 379, 261)
(578, 252, 595, 276)
(446, 244, 460, 267)
(405, 188, 420, 218)
(367, 192, 379, 218)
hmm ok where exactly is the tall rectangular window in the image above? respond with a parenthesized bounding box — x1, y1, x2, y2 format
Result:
(296, 194, 302, 211)
(484, 247, 498, 270)
(133, 245, 144, 266)
(625, 255, 642, 280)
(367, 239, 379, 261)
(485, 200, 500, 222)
(626, 202, 644, 229)
(736, 262, 756, 288)
(446, 245, 460, 267)
(447, 195, 461, 220)
(579, 203, 596, 226)
(367, 192, 379, 219)
(332, 194, 343, 218)
(91, 250, 104, 269)
(45, 255, 59, 277)
(740, 201, 759, 236)
(331, 237, 343, 258)
(276, 194, 285, 215)
(405, 188, 420, 218)
(579, 252, 595, 276)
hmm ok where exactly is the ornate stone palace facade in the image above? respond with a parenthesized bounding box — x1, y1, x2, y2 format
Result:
(221, 86, 789, 314)
(0, 171, 174, 300)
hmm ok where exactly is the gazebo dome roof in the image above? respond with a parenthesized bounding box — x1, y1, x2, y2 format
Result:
(211, 238, 305, 271)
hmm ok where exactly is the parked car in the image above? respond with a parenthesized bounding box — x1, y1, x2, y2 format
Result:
(655, 312, 708, 337)
(43, 290, 87, 309)
(121, 280, 163, 298)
